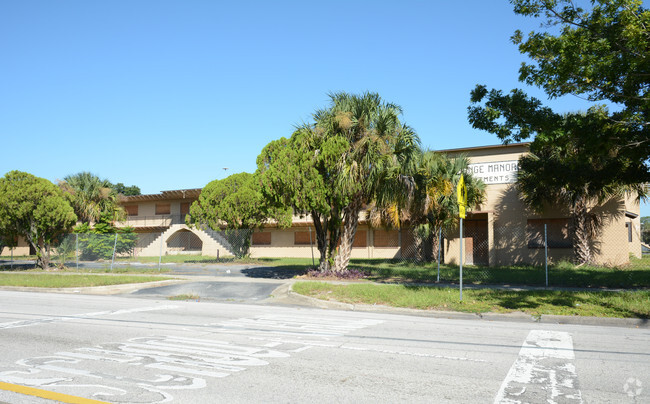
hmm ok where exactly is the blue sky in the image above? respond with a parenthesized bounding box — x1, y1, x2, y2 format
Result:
(2, 1, 647, 215)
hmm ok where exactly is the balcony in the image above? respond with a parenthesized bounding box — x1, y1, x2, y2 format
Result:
(116, 214, 189, 229)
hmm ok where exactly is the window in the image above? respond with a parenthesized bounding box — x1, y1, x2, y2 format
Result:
(155, 203, 171, 215)
(252, 232, 271, 246)
(527, 219, 572, 248)
(374, 230, 398, 247)
(352, 230, 367, 247)
(294, 231, 313, 245)
(124, 205, 138, 216)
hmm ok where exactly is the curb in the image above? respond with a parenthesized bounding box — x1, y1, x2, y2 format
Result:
(0, 279, 188, 296)
(285, 284, 649, 329)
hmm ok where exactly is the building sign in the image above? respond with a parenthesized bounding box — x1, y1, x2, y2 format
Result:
(467, 160, 519, 185)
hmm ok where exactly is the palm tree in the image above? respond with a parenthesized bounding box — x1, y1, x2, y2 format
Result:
(517, 115, 647, 264)
(59, 172, 124, 225)
(313, 92, 421, 272)
(369, 150, 485, 261)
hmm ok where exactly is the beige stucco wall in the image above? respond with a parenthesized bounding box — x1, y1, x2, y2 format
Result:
(248, 225, 402, 259)
(1, 237, 31, 256)
(442, 143, 641, 267)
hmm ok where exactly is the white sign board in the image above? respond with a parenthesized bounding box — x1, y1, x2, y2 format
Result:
(467, 160, 519, 185)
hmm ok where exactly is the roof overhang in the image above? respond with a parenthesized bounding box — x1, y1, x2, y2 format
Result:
(120, 188, 202, 203)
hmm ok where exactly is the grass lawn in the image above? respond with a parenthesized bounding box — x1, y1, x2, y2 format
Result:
(0, 273, 172, 288)
(346, 256, 650, 288)
(292, 281, 650, 319)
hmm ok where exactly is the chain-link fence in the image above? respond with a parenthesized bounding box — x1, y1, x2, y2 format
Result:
(359, 219, 647, 287)
(2, 219, 645, 287)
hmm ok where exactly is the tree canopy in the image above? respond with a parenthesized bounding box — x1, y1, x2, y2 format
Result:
(188, 172, 292, 257)
(468, 0, 649, 263)
(470, 0, 649, 163)
(257, 128, 350, 270)
(59, 172, 125, 224)
(511, 0, 649, 124)
(0, 171, 77, 269)
(110, 182, 141, 196)
(515, 114, 647, 263)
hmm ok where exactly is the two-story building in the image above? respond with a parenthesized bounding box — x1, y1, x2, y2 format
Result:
(2, 143, 642, 266)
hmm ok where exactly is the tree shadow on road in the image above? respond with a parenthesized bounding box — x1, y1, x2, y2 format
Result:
(241, 265, 307, 279)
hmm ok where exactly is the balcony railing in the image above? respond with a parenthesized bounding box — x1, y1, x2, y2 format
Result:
(116, 214, 189, 228)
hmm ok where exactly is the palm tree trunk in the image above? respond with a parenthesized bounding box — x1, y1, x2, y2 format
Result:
(573, 197, 592, 265)
(334, 195, 362, 272)
(430, 228, 440, 263)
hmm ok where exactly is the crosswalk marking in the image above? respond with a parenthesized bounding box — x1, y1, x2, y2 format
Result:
(494, 330, 583, 403)
(0, 305, 178, 330)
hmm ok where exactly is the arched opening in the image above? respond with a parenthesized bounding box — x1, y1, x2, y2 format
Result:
(166, 229, 203, 255)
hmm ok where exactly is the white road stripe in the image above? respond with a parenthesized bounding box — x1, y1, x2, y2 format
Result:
(494, 330, 583, 404)
(0, 305, 178, 330)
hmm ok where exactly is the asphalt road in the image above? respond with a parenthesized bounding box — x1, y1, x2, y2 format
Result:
(0, 291, 647, 403)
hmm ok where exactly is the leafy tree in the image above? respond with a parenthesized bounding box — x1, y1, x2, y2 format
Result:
(468, 0, 650, 264)
(59, 172, 125, 224)
(511, 0, 649, 126)
(316, 92, 421, 272)
(110, 182, 141, 196)
(187, 172, 292, 257)
(482, 0, 650, 165)
(72, 213, 137, 260)
(0, 171, 77, 269)
(257, 128, 350, 270)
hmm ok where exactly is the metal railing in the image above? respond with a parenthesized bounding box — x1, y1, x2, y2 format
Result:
(116, 214, 189, 228)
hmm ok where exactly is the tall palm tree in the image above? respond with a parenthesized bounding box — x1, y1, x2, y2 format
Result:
(369, 150, 485, 261)
(517, 115, 647, 264)
(59, 172, 124, 225)
(314, 92, 421, 272)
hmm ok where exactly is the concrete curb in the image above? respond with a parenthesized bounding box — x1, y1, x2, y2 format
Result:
(284, 283, 649, 329)
(0, 279, 189, 295)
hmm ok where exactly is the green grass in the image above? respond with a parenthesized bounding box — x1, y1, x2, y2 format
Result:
(0, 273, 172, 288)
(168, 294, 201, 301)
(292, 281, 650, 319)
(348, 256, 650, 288)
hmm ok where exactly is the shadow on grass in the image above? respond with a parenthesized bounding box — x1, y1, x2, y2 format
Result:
(241, 265, 308, 279)
(0, 264, 36, 271)
(359, 259, 650, 289)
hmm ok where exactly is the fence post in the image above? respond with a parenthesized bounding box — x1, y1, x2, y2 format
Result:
(544, 224, 548, 287)
(75, 234, 79, 271)
(158, 232, 164, 272)
(10, 247, 13, 270)
(309, 226, 315, 267)
(460, 217, 463, 302)
(110, 233, 118, 271)
(437, 228, 441, 282)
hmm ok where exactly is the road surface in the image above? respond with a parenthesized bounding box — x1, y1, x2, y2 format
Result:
(0, 291, 647, 403)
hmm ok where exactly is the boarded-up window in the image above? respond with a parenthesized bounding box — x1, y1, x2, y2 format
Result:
(294, 231, 313, 245)
(352, 230, 367, 247)
(180, 202, 191, 215)
(373, 230, 399, 247)
(252, 232, 271, 246)
(155, 203, 171, 215)
(527, 219, 572, 248)
(627, 222, 633, 243)
(124, 205, 138, 216)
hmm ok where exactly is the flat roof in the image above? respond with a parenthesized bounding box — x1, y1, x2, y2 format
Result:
(120, 188, 202, 202)
(436, 142, 530, 154)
